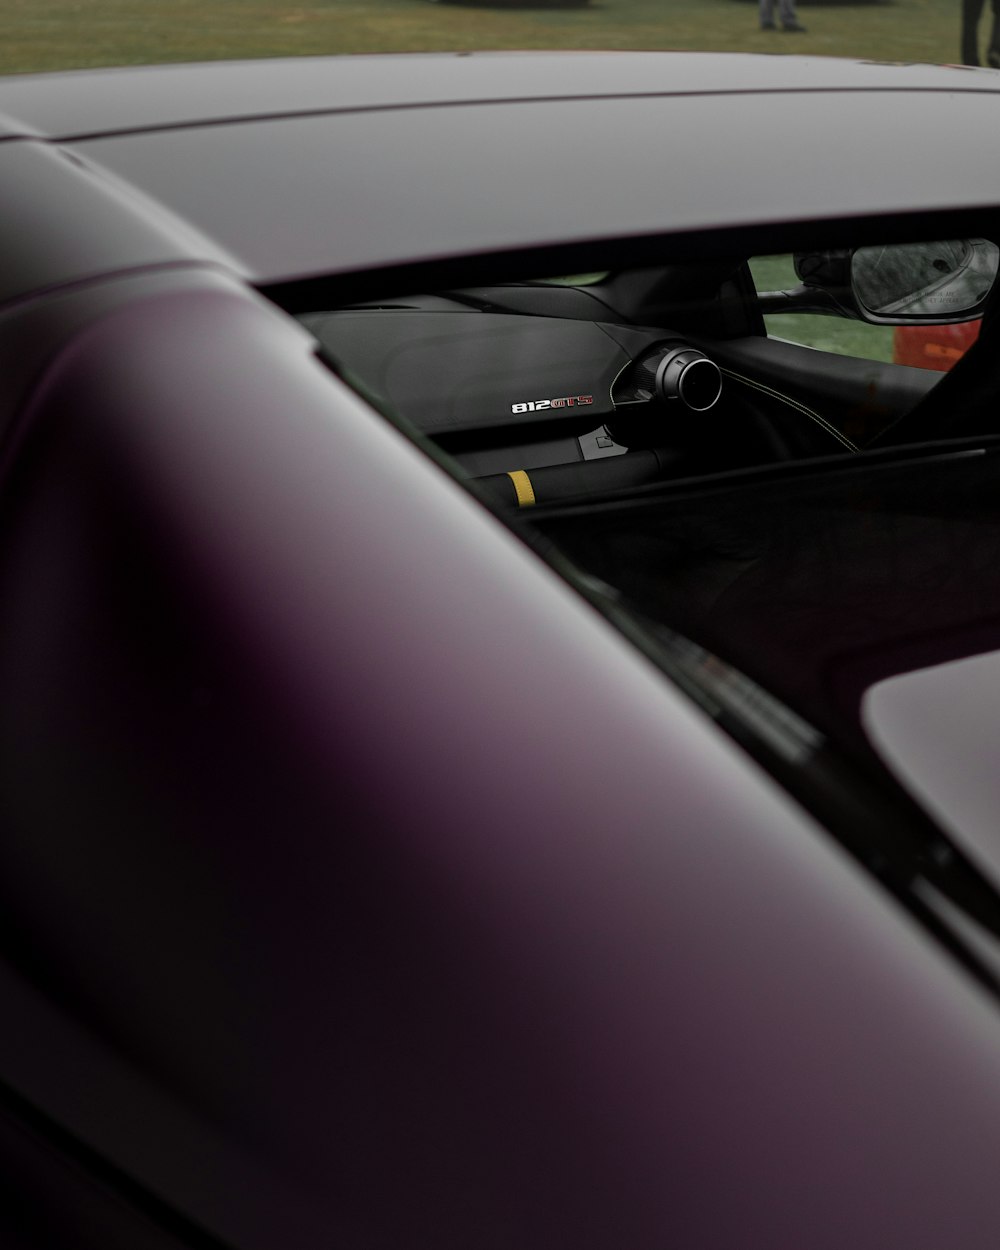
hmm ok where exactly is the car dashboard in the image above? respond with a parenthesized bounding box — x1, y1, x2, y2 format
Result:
(301, 289, 902, 510)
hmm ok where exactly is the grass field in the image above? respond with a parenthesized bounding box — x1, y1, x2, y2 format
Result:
(2, 0, 979, 76)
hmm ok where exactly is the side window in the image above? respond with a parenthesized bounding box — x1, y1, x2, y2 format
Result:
(749, 254, 980, 372)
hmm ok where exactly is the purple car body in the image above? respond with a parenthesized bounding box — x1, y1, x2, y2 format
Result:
(1, 51, 1000, 1250)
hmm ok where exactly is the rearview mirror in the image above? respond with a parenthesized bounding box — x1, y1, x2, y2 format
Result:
(850, 239, 999, 323)
(770, 239, 1000, 325)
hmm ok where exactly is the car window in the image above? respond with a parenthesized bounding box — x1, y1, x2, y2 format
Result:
(299, 230, 998, 508)
(750, 253, 895, 361)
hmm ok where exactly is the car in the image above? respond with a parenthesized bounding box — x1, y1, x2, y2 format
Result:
(895, 318, 982, 369)
(4, 49, 1000, 1250)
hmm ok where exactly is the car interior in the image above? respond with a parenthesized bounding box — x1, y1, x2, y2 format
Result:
(295, 238, 998, 512)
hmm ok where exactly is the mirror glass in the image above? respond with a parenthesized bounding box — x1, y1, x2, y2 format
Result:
(851, 239, 999, 321)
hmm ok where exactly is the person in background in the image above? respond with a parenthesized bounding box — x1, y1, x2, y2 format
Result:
(962, 0, 1000, 66)
(759, 0, 806, 33)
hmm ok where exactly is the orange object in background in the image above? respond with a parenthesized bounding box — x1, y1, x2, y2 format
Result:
(894, 321, 981, 371)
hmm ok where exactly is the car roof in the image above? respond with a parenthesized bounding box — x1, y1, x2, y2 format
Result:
(0, 52, 997, 141)
(1, 52, 1000, 300)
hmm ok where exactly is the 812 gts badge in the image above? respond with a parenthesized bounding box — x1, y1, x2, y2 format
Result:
(511, 395, 594, 414)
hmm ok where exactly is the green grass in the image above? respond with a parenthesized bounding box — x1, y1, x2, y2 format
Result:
(0, 0, 981, 75)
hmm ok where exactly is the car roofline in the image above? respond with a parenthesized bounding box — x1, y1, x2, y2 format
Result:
(0, 51, 999, 142)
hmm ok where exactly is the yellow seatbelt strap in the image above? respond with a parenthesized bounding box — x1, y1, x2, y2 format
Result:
(506, 470, 536, 507)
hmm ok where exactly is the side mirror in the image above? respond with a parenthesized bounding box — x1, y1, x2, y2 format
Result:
(850, 240, 999, 323)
